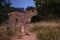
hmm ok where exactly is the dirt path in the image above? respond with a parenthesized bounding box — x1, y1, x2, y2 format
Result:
(12, 32, 37, 40)
(11, 24, 37, 40)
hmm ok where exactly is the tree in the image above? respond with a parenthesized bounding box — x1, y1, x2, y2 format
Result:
(0, 0, 12, 23)
(26, 6, 35, 11)
(33, 0, 60, 21)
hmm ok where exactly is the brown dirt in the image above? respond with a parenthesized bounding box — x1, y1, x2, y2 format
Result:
(12, 33, 37, 40)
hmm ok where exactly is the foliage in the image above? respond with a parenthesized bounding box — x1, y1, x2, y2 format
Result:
(26, 6, 35, 11)
(33, 0, 60, 21)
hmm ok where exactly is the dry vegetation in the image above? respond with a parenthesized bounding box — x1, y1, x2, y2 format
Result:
(0, 23, 21, 40)
(0, 21, 60, 40)
(0, 26, 12, 40)
(29, 25, 60, 40)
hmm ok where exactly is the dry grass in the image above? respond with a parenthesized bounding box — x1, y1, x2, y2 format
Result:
(0, 26, 12, 40)
(29, 26, 60, 40)
(0, 21, 60, 40)
(0, 23, 21, 40)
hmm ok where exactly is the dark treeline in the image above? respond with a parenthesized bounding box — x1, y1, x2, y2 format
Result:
(33, 0, 60, 22)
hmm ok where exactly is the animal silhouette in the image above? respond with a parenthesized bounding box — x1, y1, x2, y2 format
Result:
(8, 9, 37, 35)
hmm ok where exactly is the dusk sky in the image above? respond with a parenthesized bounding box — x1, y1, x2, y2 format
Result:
(11, 0, 35, 8)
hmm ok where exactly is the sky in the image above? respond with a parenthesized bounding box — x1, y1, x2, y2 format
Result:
(11, 0, 35, 8)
